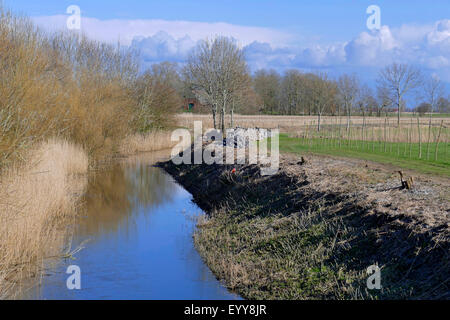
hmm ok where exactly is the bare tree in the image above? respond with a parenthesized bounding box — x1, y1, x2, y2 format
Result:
(424, 75, 445, 115)
(280, 70, 304, 115)
(376, 86, 391, 117)
(423, 75, 445, 159)
(229, 73, 253, 127)
(134, 63, 182, 132)
(356, 85, 375, 138)
(253, 69, 281, 114)
(437, 96, 450, 114)
(184, 40, 219, 128)
(184, 37, 248, 132)
(416, 102, 432, 116)
(357, 85, 373, 117)
(302, 73, 319, 116)
(377, 63, 422, 126)
(337, 74, 360, 131)
(311, 72, 336, 131)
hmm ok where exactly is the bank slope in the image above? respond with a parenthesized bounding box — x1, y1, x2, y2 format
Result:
(159, 153, 449, 300)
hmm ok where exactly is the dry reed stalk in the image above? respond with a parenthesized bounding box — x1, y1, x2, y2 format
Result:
(0, 139, 88, 299)
(409, 119, 413, 158)
(426, 118, 432, 160)
(118, 131, 177, 156)
(435, 120, 444, 161)
(417, 118, 422, 159)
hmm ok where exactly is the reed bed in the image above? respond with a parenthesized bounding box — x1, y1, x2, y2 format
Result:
(118, 131, 177, 155)
(0, 139, 88, 299)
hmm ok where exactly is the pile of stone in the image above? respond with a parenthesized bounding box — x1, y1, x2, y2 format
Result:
(203, 127, 273, 149)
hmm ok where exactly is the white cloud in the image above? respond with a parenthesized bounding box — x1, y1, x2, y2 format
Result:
(294, 44, 346, 67)
(131, 32, 196, 64)
(32, 15, 293, 47)
(344, 26, 399, 65)
(427, 20, 450, 46)
(247, 20, 450, 75)
(32, 15, 450, 83)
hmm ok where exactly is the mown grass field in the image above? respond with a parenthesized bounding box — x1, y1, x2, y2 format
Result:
(272, 134, 450, 177)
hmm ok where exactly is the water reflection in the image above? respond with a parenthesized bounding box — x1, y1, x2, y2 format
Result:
(26, 151, 239, 300)
(80, 160, 176, 236)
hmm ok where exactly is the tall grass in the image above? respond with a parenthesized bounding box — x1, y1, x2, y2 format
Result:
(0, 139, 88, 299)
(119, 131, 177, 155)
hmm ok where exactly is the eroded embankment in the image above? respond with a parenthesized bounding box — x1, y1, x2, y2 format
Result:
(159, 150, 449, 300)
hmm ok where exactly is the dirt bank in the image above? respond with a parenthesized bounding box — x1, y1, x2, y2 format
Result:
(159, 149, 449, 299)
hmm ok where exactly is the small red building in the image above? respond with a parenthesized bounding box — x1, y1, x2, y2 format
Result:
(181, 98, 208, 112)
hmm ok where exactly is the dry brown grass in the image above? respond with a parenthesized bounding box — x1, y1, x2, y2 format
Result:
(290, 121, 449, 144)
(0, 139, 88, 299)
(177, 113, 447, 129)
(162, 152, 450, 299)
(118, 131, 177, 156)
(178, 113, 449, 144)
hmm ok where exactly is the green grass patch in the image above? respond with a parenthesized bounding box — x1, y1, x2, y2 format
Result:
(275, 134, 450, 177)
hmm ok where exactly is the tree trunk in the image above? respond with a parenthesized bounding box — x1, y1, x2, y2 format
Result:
(362, 111, 366, 149)
(435, 120, 444, 161)
(346, 105, 351, 132)
(212, 107, 217, 129)
(221, 108, 225, 133)
(230, 108, 234, 128)
(426, 112, 432, 160)
(317, 113, 322, 132)
(417, 117, 422, 159)
(222, 92, 227, 133)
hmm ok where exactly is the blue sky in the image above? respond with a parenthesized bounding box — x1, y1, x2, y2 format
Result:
(4, 1, 450, 92)
(7, 1, 449, 41)
(6, 1, 449, 39)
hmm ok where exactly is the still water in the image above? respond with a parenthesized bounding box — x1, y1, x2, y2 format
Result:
(27, 152, 239, 300)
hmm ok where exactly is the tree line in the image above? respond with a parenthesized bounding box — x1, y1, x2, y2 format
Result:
(4, 1, 447, 168)
(177, 37, 450, 131)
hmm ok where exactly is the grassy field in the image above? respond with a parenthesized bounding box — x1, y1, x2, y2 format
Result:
(178, 113, 450, 132)
(179, 113, 449, 177)
(277, 134, 450, 177)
